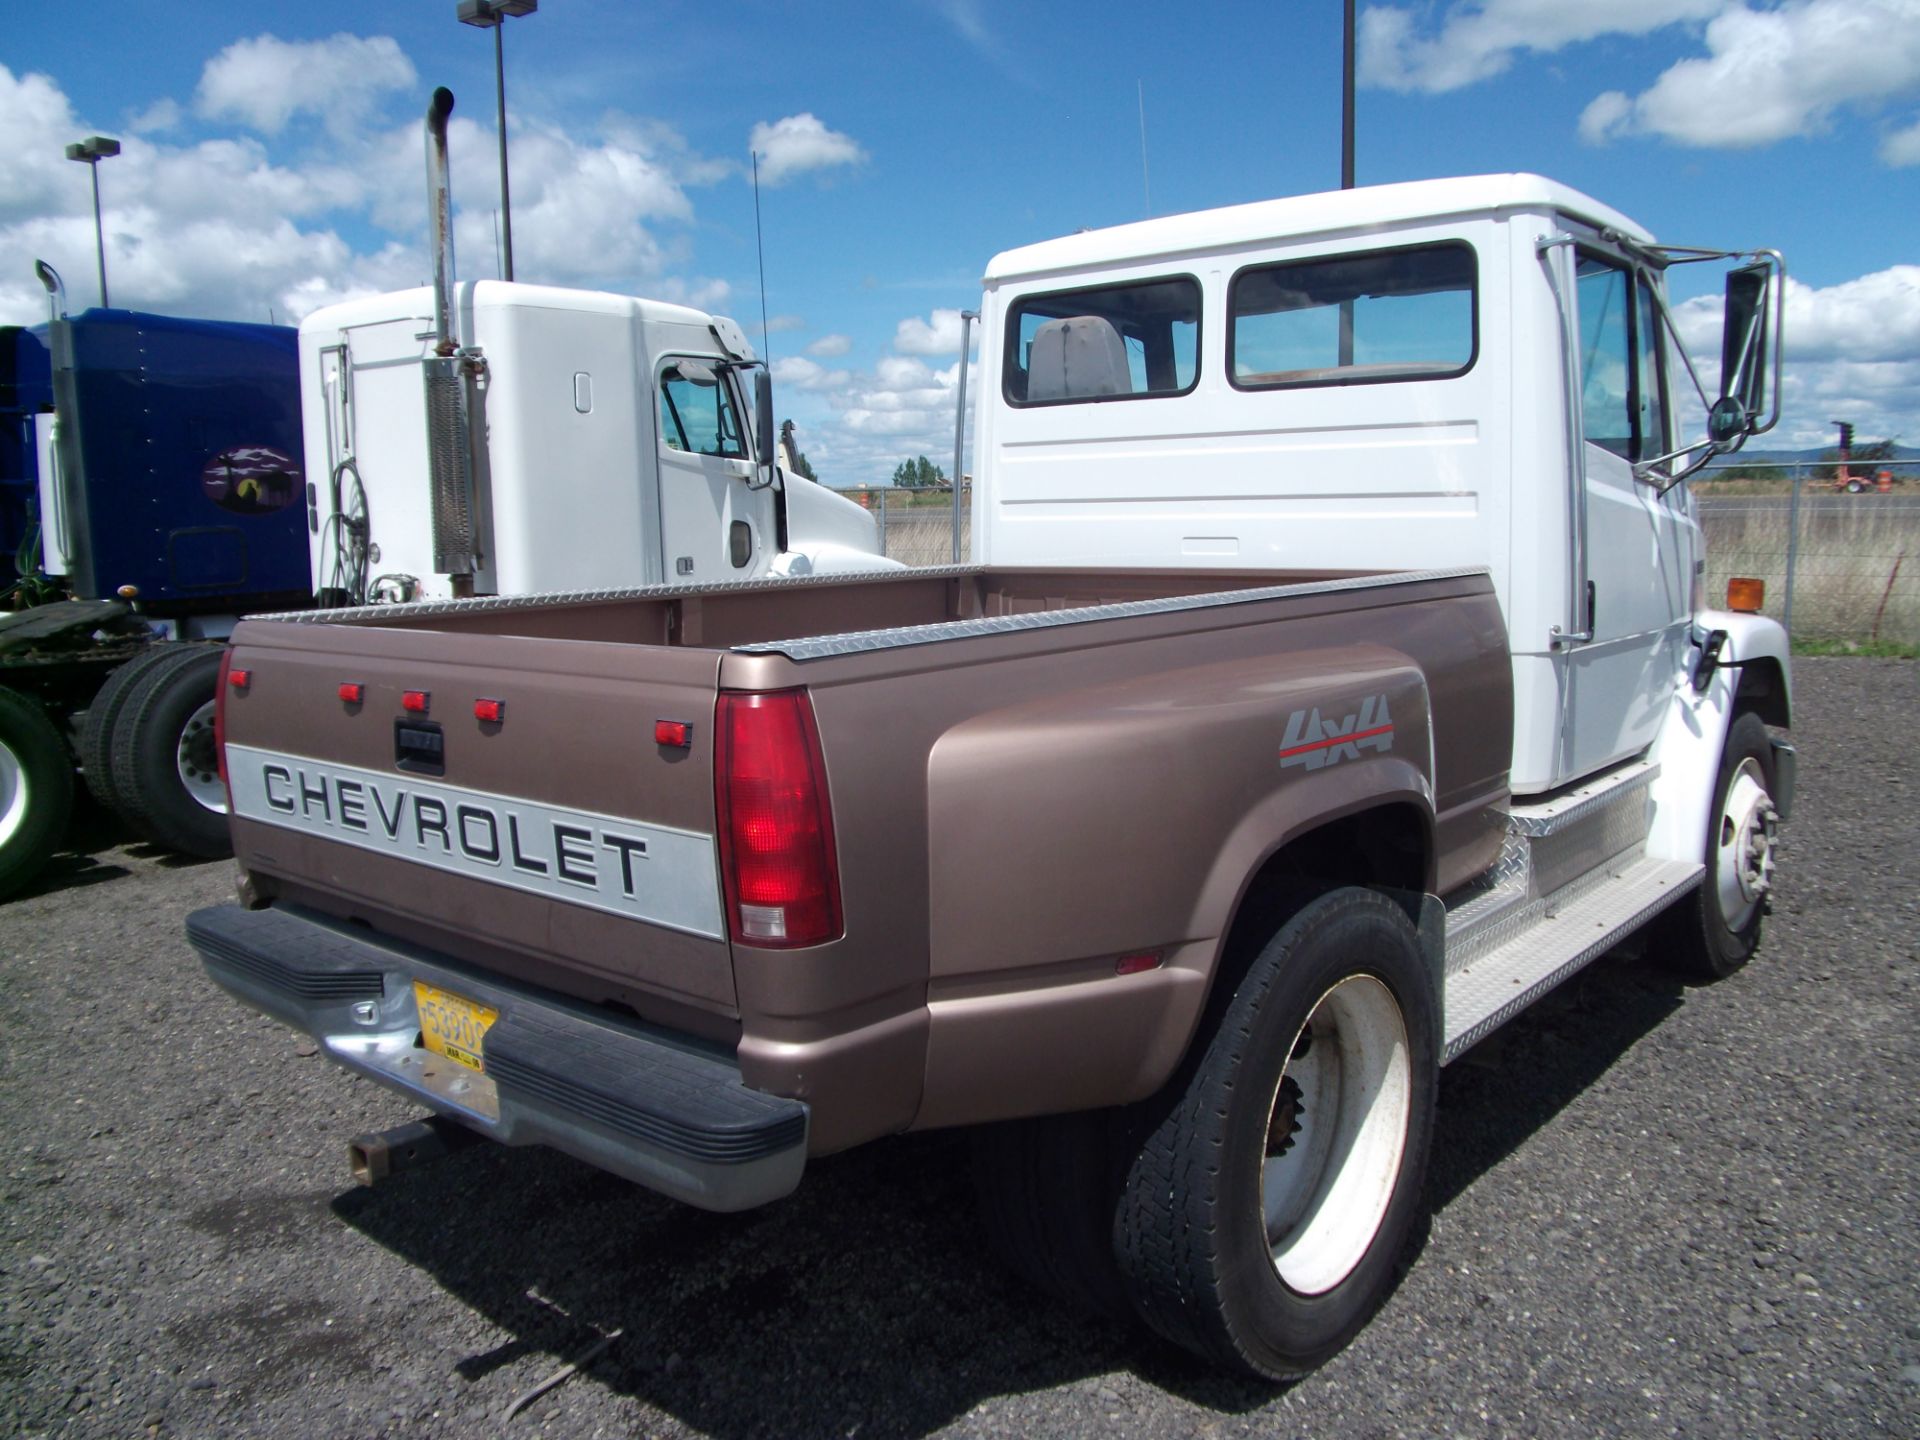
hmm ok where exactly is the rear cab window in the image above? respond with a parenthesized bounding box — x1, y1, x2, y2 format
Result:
(1229, 242, 1477, 390)
(1004, 277, 1201, 406)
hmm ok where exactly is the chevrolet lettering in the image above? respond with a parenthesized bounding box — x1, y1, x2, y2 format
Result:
(224, 744, 724, 938)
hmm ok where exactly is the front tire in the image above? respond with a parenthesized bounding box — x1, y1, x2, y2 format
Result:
(1660, 711, 1778, 980)
(1114, 888, 1436, 1380)
(0, 687, 75, 900)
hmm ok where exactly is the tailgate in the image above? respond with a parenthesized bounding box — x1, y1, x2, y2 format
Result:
(222, 618, 735, 1015)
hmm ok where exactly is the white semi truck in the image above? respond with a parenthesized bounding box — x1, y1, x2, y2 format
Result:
(297, 90, 889, 610)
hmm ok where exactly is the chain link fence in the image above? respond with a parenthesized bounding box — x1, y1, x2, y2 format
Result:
(838, 463, 1918, 647)
(834, 485, 972, 568)
(1697, 458, 1918, 647)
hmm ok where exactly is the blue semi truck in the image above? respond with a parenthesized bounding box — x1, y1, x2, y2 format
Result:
(0, 272, 309, 896)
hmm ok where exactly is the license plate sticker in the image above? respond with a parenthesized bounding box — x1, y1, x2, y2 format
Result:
(413, 981, 499, 1073)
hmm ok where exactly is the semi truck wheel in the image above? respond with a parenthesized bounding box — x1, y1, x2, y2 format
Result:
(77, 644, 177, 812)
(1114, 888, 1435, 1380)
(0, 687, 75, 900)
(107, 645, 232, 859)
(971, 1110, 1132, 1320)
(1659, 711, 1778, 980)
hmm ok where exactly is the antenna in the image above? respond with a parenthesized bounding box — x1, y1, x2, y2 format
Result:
(752, 150, 771, 363)
(1137, 80, 1151, 217)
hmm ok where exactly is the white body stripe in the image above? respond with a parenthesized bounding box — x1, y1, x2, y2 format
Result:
(226, 744, 725, 939)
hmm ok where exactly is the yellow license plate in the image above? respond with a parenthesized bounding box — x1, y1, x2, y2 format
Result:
(413, 981, 498, 1073)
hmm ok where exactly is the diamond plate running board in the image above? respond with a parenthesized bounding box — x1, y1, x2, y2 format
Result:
(1442, 854, 1702, 1063)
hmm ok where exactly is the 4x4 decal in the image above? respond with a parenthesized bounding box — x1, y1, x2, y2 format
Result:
(1278, 696, 1395, 770)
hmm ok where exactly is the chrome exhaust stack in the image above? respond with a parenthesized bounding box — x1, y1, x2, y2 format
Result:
(425, 87, 458, 358)
(421, 85, 480, 592)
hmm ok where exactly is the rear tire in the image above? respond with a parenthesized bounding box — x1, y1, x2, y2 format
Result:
(77, 644, 175, 813)
(1659, 711, 1778, 980)
(0, 687, 75, 900)
(1114, 888, 1436, 1380)
(107, 645, 231, 858)
(972, 1110, 1132, 1320)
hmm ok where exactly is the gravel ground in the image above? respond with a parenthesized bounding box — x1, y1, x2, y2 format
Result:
(3, 656, 1916, 1439)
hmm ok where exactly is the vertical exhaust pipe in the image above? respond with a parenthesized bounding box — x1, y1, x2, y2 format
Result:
(421, 85, 478, 591)
(425, 86, 458, 357)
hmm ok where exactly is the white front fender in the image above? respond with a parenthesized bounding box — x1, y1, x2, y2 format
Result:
(1645, 611, 1792, 866)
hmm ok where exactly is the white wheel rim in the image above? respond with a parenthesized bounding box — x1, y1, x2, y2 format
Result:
(1261, 974, 1411, 1296)
(1715, 759, 1775, 932)
(174, 697, 228, 813)
(0, 735, 28, 847)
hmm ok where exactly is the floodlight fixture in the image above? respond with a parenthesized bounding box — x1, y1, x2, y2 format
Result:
(66, 135, 121, 307)
(457, 0, 537, 280)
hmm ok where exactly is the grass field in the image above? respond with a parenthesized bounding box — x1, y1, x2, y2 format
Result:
(1700, 503, 1919, 645)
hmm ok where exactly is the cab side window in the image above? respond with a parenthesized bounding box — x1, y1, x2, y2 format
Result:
(1575, 254, 1669, 462)
(1576, 256, 1635, 458)
(659, 364, 746, 458)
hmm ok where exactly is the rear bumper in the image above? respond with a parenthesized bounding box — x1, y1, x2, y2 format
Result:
(187, 903, 808, 1212)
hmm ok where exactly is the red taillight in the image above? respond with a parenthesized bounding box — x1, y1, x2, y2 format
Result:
(215, 648, 234, 792)
(655, 719, 692, 748)
(402, 690, 430, 714)
(474, 697, 505, 723)
(339, 682, 364, 705)
(714, 689, 842, 948)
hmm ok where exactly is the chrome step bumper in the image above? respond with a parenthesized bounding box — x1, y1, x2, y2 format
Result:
(188, 903, 807, 1212)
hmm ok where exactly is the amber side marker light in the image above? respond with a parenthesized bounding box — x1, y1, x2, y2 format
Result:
(1727, 577, 1766, 613)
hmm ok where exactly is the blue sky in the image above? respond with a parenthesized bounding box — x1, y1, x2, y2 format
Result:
(4, 0, 1917, 484)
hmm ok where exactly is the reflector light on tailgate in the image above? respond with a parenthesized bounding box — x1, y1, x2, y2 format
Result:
(714, 689, 843, 948)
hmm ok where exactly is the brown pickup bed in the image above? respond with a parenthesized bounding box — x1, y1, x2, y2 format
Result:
(193, 563, 1510, 1210)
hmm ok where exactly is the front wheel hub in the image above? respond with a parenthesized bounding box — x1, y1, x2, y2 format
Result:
(1715, 759, 1776, 930)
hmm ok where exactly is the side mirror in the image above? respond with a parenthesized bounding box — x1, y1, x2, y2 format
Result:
(1714, 261, 1775, 446)
(753, 370, 775, 470)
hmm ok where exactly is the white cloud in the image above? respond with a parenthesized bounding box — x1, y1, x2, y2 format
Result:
(893, 307, 977, 356)
(807, 332, 852, 357)
(765, 313, 807, 334)
(1884, 116, 1920, 164)
(747, 113, 866, 186)
(196, 33, 417, 137)
(1670, 265, 1920, 447)
(772, 355, 851, 391)
(0, 56, 710, 328)
(1580, 0, 1920, 151)
(126, 98, 181, 135)
(1361, 0, 1724, 93)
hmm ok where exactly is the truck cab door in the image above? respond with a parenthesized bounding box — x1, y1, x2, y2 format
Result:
(1560, 251, 1694, 780)
(654, 359, 769, 583)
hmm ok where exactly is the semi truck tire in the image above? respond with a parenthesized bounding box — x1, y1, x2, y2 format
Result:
(1658, 711, 1778, 980)
(107, 645, 232, 859)
(971, 1111, 1132, 1320)
(1114, 887, 1435, 1380)
(0, 687, 75, 900)
(77, 644, 177, 812)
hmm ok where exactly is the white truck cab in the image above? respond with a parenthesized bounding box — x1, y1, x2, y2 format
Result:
(970, 172, 1787, 798)
(298, 88, 889, 609)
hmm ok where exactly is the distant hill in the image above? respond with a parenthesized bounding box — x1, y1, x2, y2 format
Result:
(1728, 442, 1918, 466)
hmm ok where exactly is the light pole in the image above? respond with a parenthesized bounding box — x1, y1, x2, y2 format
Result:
(65, 135, 120, 307)
(1342, 0, 1355, 189)
(457, 0, 537, 282)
